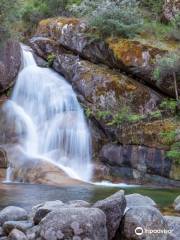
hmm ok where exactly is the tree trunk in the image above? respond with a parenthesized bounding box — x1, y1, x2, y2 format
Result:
(173, 72, 178, 101)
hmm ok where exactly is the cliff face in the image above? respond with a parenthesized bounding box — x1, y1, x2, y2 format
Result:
(30, 18, 180, 186)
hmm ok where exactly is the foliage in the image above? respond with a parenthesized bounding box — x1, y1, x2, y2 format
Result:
(160, 99, 177, 113)
(139, 0, 164, 19)
(71, 0, 143, 38)
(153, 52, 180, 84)
(148, 110, 162, 119)
(0, 0, 19, 45)
(47, 53, 56, 67)
(160, 130, 176, 146)
(169, 13, 180, 41)
(167, 142, 180, 165)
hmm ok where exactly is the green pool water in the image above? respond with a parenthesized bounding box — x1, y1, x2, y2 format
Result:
(0, 182, 179, 213)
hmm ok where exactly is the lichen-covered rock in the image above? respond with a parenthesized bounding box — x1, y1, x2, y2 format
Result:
(31, 37, 162, 116)
(34, 17, 179, 97)
(120, 206, 169, 240)
(93, 190, 126, 240)
(0, 207, 27, 226)
(8, 229, 27, 240)
(0, 41, 21, 94)
(126, 194, 157, 208)
(39, 207, 108, 240)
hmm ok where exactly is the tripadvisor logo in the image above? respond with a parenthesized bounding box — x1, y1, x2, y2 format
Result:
(135, 227, 173, 236)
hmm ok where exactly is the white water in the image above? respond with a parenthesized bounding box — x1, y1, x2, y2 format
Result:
(3, 45, 92, 181)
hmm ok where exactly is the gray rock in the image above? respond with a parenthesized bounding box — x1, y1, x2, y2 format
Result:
(33, 200, 65, 225)
(26, 226, 40, 240)
(0, 227, 4, 236)
(0, 237, 8, 240)
(165, 216, 180, 240)
(3, 221, 33, 235)
(93, 190, 126, 240)
(173, 196, 180, 212)
(0, 207, 28, 226)
(120, 206, 169, 240)
(8, 229, 27, 240)
(126, 193, 157, 209)
(39, 207, 108, 240)
(68, 200, 90, 208)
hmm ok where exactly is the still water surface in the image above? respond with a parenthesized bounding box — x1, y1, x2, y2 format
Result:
(0, 183, 179, 213)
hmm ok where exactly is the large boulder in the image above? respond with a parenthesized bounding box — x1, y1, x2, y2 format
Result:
(33, 201, 65, 225)
(173, 195, 180, 212)
(3, 220, 33, 235)
(165, 216, 180, 240)
(100, 143, 173, 182)
(39, 207, 108, 240)
(3, 146, 85, 186)
(34, 17, 180, 97)
(8, 229, 27, 240)
(119, 206, 169, 240)
(0, 207, 27, 226)
(31, 37, 162, 117)
(126, 194, 157, 208)
(93, 190, 126, 240)
(0, 40, 21, 94)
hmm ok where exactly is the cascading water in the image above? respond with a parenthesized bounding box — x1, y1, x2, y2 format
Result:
(3, 45, 92, 182)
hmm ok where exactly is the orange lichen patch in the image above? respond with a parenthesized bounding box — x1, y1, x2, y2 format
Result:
(117, 118, 180, 149)
(107, 38, 166, 67)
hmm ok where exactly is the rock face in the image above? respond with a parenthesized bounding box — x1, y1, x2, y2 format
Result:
(34, 17, 179, 97)
(161, 0, 180, 23)
(100, 143, 179, 184)
(0, 40, 21, 94)
(120, 206, 169, 240)
(39, 207, 108, 240)
(30, 31, 180, 185)
(93, 190, 126, 240)
(4, 146, 85, 186)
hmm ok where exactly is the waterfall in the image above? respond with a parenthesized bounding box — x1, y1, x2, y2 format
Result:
(3, 45, 92, 182)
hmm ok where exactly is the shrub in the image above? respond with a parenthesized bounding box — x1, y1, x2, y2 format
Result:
(153, 52, 180, 100)
(71, 0, 143, 38)
(169, 13, 180, 41)
(139, 0, 164, 19)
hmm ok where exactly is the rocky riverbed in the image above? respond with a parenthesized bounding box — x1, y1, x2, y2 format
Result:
(0, 191, 180, 240)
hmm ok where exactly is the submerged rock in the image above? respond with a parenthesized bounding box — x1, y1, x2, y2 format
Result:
(0, 207, 28, 226)
(39, 207, 108, 240)
(93, 190, 126, 240)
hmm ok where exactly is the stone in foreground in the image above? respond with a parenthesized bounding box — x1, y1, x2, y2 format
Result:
(120, 206, 169, 240)
(126, 193, 157, 208)
(8, 229, 27, 240)
(93, 190, 126, 240)
(39, 207, 108, 240)
(0, 207, 27, 226)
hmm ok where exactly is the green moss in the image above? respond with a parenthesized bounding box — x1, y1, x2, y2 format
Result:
(47, 53, 56, 67)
